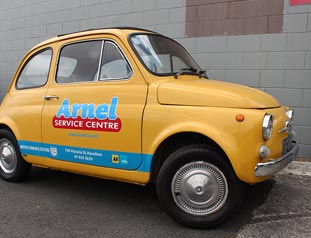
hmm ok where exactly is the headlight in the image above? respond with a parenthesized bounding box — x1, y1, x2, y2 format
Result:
(262, 114, 273, 141)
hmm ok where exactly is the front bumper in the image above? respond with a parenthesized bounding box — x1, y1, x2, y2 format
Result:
(255, 141, 299, 177)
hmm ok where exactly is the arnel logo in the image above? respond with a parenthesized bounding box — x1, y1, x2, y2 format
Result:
(52, 97, 122, 132)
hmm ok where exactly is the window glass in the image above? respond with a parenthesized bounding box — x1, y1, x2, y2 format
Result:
(57, 57, 77, 78)
(98, 41, 131, 80)
(16, 49, 52, 89)
(56, 41, 102, 83)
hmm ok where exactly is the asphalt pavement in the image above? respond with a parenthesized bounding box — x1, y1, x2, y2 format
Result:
(0, 161, 310, 238)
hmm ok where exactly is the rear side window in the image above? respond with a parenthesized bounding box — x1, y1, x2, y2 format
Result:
(56, 41, 102, 84)
(16, 49, 52, 89)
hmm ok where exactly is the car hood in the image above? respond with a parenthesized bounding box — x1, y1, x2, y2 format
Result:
(157, 78, 280, 109)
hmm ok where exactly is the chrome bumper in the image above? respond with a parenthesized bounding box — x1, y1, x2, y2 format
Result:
(255, 141, 299, 177)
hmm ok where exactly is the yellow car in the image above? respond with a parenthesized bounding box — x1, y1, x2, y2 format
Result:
(0, 27, 298, 228)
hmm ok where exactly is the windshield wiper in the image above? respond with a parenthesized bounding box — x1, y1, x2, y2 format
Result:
(174, 67, 197, 79)
(174, 67, 208, 79)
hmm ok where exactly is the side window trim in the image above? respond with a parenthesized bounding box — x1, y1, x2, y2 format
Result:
(15, 48, 53, 90)
(94, 41, 105, 82)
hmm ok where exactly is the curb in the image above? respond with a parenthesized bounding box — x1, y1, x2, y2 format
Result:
(280, 161, 311, 176)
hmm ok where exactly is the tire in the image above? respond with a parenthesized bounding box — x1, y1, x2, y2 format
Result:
(0, 129, 31, 182)
(157, 145, 244, 228)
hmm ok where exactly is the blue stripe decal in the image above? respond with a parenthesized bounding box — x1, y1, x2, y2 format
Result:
(18, 140, 152, 172)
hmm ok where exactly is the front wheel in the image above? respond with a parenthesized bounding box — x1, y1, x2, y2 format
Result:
(157, 145, 244, 228)
(0, 129, 31, 182)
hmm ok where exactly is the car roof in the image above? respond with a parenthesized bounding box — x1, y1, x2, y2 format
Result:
(31, 27, 157, 50)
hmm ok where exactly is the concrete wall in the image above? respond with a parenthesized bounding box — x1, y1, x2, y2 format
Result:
(0, 0, 310, 157)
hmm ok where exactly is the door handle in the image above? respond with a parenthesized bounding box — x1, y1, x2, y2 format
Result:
(44, 95, 59, 100)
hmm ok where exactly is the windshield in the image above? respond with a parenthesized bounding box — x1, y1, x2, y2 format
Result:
(130, 34, 201, 76)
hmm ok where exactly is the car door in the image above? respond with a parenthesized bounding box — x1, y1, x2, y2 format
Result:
(41, 38, 148, 171)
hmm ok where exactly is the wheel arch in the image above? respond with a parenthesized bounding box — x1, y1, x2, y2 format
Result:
(0, 124, 16, 137)
(0, 124, 32, 182)
(0, 115, 21, 139)
(149, 132, 233, 183)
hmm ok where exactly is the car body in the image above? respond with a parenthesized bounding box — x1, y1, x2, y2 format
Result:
(0, 27, 298, 228)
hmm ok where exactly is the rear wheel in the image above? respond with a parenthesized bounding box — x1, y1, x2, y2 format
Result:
(157, 145, 244, 228)
(0, 129, 31, 182)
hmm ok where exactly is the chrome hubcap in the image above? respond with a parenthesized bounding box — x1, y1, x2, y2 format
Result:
(0, 139, 17, 174)
(172, 161, 228, 216)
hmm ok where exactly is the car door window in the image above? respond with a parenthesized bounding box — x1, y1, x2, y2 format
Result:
(98, 41, 132, 81)
(56, 41, 102, 84)
(16, 49, 52, 89)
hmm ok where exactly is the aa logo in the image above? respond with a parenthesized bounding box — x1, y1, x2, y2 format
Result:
(112, 154, 119, 164)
